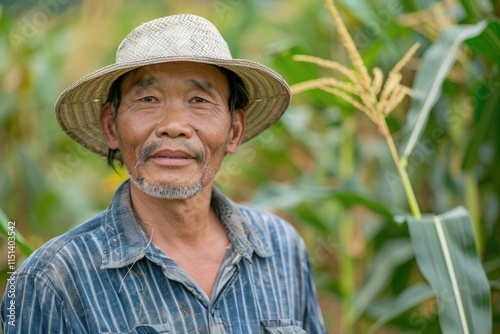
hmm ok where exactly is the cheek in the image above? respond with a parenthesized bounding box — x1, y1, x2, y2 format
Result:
(204, 132, 233, 165)
(198, 114, 232, 137)
(115, 117, 155, 158)
(200, 127, 232, 155)
(118, 109, 159, 138)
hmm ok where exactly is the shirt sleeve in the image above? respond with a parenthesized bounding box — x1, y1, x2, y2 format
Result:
(1, 271, 73, 334)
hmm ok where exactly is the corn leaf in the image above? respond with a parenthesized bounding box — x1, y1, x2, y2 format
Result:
(400, 21, 488, 162)
(459, 0, 480, 18)
(336, 0, 399, 54)
(406, 206, 491, 334)
(351, 239, 414, 321)
(367, 283, 435, 334)
(462, 68, 500, 171)
(465, 21, 500, 65)
(251, 180, 394, 219)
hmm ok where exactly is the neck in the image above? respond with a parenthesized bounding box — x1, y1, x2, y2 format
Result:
(129, 181, 226, 249)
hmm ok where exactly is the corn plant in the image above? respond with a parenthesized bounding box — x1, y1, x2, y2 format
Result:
(280, 0, 494, 333)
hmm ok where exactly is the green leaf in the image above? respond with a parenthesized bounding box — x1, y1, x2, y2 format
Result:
(336, 0, 399, 55)
(484, 258, 500, 273)
(406, 206, 491, 334)
(336, 0, 378, 30)
(0, 207, 34, 257)
(465, 21, 500, 65)
(462, 65, 500, 171)
(459, 0, 480, 19)
(251, 180, 394, 219)
(400, 21, 488, 162)
(464, 171, 483, 256)
(367, 283, 435, 334)
(350, 239, 414, 321)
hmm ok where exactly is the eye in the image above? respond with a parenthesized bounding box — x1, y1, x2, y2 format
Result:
(191, 96, 207, 103)
(140, 96, 158, 102)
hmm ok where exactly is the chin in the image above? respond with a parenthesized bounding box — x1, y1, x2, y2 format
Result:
(130, 175, 204, 200)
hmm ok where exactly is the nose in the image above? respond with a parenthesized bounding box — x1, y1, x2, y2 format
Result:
(154, 102, 194, 139)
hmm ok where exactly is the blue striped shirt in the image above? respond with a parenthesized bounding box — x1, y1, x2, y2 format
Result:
(1, 181, 326, 333)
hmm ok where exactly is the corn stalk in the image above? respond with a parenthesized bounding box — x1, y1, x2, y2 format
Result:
(291, 0, 421, 219)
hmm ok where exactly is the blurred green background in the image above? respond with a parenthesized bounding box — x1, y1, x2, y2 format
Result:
(1, 0, 499, 333)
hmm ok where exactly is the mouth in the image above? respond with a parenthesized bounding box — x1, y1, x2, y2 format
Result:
(152, 149, 193, 159)
(150, 149, 196, 167)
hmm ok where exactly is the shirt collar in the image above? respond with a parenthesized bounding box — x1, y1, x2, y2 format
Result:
(210, 187, 273, 260)
(100, 181, 273, 270)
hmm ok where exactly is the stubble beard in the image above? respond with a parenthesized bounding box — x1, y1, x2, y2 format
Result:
(129, 175, 204, 200)
(127, 141, 222, 200)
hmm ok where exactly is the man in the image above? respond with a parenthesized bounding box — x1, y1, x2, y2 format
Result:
(1, 14, 326, 333)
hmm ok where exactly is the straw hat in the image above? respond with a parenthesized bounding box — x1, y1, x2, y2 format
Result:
(55, 14, 291, 156)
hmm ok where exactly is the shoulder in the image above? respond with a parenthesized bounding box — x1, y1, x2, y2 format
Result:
(15, 211, 107, 279)
(0, 210, 109, 332)
(0, 214, 109, 333)
(237, 204, 297, 234)
(236, 203, 308, 255)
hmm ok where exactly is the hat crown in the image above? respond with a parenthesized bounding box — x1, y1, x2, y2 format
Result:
(116, 14, 232, 64)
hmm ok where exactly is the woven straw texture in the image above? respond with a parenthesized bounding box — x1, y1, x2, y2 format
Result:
(55, 14, 291, 156)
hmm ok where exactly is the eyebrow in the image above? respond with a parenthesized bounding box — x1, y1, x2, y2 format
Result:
(129, 76, 160, 91)
(186, 79, 217, 99)
(127, 76, 219, 99)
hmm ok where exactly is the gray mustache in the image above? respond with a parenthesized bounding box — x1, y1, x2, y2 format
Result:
(136, 141, 205, 167)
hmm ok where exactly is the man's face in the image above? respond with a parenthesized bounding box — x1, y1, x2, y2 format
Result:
(100, 62, 245, 199)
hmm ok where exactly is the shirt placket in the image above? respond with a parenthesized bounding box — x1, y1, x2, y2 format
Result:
(207, 252, 241, 334)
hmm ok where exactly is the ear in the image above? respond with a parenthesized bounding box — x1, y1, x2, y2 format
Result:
(225, 109, 245, 154)
(99, 102, 120, 150)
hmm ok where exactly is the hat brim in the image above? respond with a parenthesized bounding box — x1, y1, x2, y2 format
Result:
(55, 56, 291, 157)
